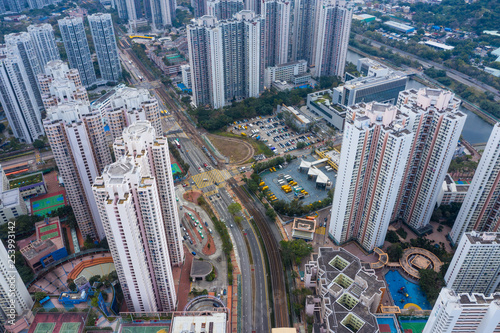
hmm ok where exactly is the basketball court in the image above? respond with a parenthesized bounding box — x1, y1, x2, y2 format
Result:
(31, 191, 67, 216)
(28, 313, 86, 333)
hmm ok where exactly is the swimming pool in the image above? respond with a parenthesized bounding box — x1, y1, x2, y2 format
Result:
(385, 270, 431, 310)
(377, 316, 399, 333)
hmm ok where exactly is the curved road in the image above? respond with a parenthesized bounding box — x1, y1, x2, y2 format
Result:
(354, 34, 500, 101)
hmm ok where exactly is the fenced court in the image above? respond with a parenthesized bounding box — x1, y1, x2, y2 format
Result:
(31, 191, 67, 216)
(33, 323, 56, 333)
(59, 322, 80, 333)
(171, 163, 182, 175)
(121, 325, 169, 333)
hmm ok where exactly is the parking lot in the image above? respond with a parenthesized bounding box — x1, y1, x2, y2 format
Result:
(259, 157, 334, 205)
(229, 115, 322, 155)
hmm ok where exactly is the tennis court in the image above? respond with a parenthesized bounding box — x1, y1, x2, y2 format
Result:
(40, 224, 58, 233)
(60, 322, 80, 333)
(41, 231, 60, 240)
(33, 322, 56, 333)
(31, 192, 66, 217)
(121, 325, 169, 333)
(400, 318, 427, 333)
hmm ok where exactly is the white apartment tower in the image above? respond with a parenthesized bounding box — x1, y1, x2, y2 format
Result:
(314, 0, 352, 77)
(207, 0, 244, 20)
(423, 288, 500, 333)
(5, 32, 43, 107)
(329, 102, 413, 252)
(243, 0, 260, 14)
(93, 139, 177, 311)
(0, 241, 33, 326)
(0, 44, 44, 143)
(450, 123, 500, 245)
(263, 0, 291, 66)
(150, 0, 176, 30)
(295, 0, 321, 65)
(192, 0, 207, 17)
(58, 17, 97, 87)
(38, 60, 89, 109)
(27, 23, 60, 69)
(445, 232, 500, 295)
(187, 12, 264, 109)
(113, 121, 184, 266)
(105, 87, 162, 140)
(88, 13, 122, 82)
(392, 88, 466, 233)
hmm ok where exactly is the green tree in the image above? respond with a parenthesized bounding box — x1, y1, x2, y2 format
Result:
(266, 208, 277, 220)
(419, 268, 444, 305)
(297, 142, 306, 149)
(35, 292, 47, 302)
(387, 243, 403, 262)
(228, 203, 242, 216)
(385, 230, 399, 243)
(280, 239, 313, 266)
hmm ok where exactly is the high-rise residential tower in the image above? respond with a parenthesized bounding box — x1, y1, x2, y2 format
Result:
(27, 23, 60, 69)
(445, 232, 500, 295)
(43, 67, 111, 240)
(392, 88, 466, 233)
(88, 13, 122, 82)
(263, 0, 291, 66)
(423, 288, 500, 333)
(207, 0, 244, 20)
(105, 86, 162, 140)
(314, 0, 352, 77)
(38, 60, 89, 109)
(149, 0, 176, 30)
(187, 11, 264, 109)
(0, 241, 33, 326)
(329, 102, 413, 252)
(243, 0, 260, 14)
(450, 123, 500, 245)
(113, 121, 184, 266)
(295, 0, 321, 65)
(5, 32, 43, 107)
(0, 45, 44, 143)
(93, 124, 178, 311)
(58, 16, 97, 87)
(192, 0, 207, 17)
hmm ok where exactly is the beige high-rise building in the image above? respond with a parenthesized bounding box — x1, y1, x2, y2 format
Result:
(93, 122, 180, 311)
(38, 60, 89, 109)
(105, 87, 162, 140)
(392, 88, 466, 233)
(43, 74, 112, 240)
(114, 121, 184, 266)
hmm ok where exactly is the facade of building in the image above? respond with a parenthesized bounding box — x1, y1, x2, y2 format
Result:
(105, 86, 162, 140)
(5, 32, 44, 107)
(180, 64, 192, 89)
(0, 44, 44, 143)
(207, 0, 244, 20)
(0, 165, 27, 225)
(263, 0, 291, 67)
(329, 102, 413, 251)
(113, 121, 184, 266)
(313, 0, 352, 77)
(423, 288, 500, 333)
(93, 154, 177, 312)
(150, 0, 176, 30)
(445, 232, 500, 295)
(88, 13, 121, 82)
(436, 174, 469, 207)
(392, 88, 466, 233)
(58, 16, 97, 87)
(0, 241, 33, 326)
(264, 59, 307, 87)
(192, 0, 207, 17)
(307, 89, 346, 130)
(44, 102, 111, 240)
(332, 71, 408, 106)
(450, 123, 500, 245)
(27, 23, 60, 69)
(38, 60, 89, 109)
(304, 247, 385, 332)
(187, 12, 264, 109)
(295, 0, 320, 67)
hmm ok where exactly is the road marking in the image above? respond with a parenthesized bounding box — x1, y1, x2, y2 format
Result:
(191, 169, 226, 189)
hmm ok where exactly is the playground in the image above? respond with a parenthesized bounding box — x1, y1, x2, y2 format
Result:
(31, 191, 67, 216)
(171, 163, 182, 175)
(385, 270, 431, 311)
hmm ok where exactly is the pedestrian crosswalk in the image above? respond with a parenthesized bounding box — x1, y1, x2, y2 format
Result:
(191, 169, 227, 189)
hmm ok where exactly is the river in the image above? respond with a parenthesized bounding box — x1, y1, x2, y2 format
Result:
(346, 50, 494, 144)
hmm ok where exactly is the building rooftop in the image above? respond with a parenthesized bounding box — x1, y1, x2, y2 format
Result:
(466, 232, 500, 245)
(190, 260, 213, 278)
(308, 248, 385, 333)
(171, 313, 227, 332)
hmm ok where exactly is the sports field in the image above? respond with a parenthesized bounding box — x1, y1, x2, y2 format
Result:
(34, 322, 56, 333)
(31, 191, 67, 216)
(400, 319, 427, 333)
(121, 325, 169, 333)
(60, 322, 80, 333)
(41, 231, 60, 240)
(171, 163, 182, 175)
